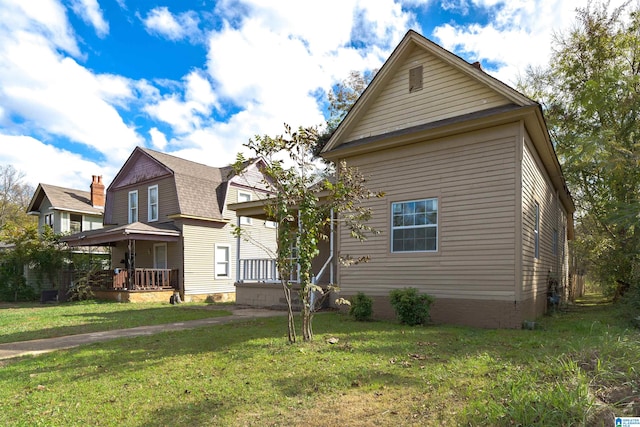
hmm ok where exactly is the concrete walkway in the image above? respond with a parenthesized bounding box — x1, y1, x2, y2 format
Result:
(0, 307, 286, 361)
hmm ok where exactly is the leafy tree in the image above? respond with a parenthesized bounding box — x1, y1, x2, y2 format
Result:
(326, 69, 376, 132)
(0, 224, 68, 301)
(519, 1, 640, 302)
(0, 164, 35, 238)
(233, 124, 382, 342)
(315, 70, 376, 155)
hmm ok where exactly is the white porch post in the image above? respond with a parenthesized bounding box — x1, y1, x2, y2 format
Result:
(236, 216, 241, 283)
(330, 208, 334, 284)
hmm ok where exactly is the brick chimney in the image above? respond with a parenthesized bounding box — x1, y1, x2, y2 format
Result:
(90, 175, 105, 208)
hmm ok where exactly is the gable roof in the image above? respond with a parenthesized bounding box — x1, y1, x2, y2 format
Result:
(27, 183, 103, 216)
(321, 30, 575, 219)
(322, 30, 535, 154)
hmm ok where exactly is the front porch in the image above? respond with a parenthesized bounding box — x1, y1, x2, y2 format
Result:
(229, 198, 337, 311)
(61, 222, 183, 303)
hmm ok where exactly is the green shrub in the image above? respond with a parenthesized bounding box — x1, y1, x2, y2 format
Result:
(349, 292, 373, 321)
(389, 287, 434, 326)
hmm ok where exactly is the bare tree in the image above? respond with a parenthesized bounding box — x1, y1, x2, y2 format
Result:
(0, 164, 34, 235)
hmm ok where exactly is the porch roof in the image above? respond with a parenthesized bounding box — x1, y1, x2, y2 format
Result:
(60, 222, 181, 246)
(228, 189, 332, 220)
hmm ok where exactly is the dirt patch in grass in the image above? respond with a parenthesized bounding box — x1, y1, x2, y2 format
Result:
(271, 389, 449, 427)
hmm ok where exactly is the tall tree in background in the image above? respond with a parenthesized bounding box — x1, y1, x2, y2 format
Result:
(315, 70, 376, 154)
(0, 164, 34, 238)
(521, 1, 640, 300)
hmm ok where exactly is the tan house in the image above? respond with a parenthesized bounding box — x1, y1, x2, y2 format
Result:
(320, 30, 575, 328)
(62, 147, 276, 302)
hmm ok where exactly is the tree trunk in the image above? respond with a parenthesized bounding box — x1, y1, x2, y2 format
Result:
(281, 280, 296, 343)
(301, 286, 313, 342)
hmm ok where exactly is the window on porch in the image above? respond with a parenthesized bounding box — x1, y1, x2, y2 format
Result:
(154, 243, 167, 269)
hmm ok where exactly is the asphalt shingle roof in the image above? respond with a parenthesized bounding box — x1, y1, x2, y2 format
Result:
(28, 183, 103, 215)
(138, 147, 241, 220)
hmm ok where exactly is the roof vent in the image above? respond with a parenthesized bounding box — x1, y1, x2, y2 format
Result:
(471, 61, 482, 70)
(409, 65, 423, 92)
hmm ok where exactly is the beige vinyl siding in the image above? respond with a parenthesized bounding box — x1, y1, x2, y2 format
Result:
(345, 47, 511, 143)
(109, 176, 179, 225)
(182, 221, 236, 295)
(181, 185, 276, 295)
(339, 122, 518, 300)
(521, 133, 569, 300)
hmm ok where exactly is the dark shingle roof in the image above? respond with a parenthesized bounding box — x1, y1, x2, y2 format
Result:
(138, 147, 240, 220)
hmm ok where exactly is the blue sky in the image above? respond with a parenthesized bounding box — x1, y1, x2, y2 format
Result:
(0, 0, 624, 190)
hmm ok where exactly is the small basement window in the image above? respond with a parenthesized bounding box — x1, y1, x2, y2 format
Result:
(409, 65, 423, 92)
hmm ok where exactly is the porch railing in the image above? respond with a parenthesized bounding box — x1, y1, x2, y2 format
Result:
(91, 268, 179, 291)
(238, 258, 298, 283)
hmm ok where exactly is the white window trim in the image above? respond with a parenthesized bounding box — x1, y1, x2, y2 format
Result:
(153, 243, 167, 269)
(265, 220, 277, 228)
(238, 191, 252, 225)
(391, 198, 438, 253)
(215, 244, 230, 279)
(128, 190, 138, 223)
(148, 185, 158, 222)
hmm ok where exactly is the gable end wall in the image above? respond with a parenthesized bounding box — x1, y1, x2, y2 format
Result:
(345, 46, 511, 143)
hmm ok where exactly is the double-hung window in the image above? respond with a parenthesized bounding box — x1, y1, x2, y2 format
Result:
(215, 244, 230, 278)
(391, 198, 438, 252)
(128, 190, 138, 223)
(237, 191, 252, 225)
(148, 185, 158, 222)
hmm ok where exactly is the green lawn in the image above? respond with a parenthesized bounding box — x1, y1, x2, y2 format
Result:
(0, 296, 638, 426)
(0, 300, 232, 343)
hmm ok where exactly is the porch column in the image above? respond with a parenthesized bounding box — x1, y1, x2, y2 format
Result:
(330, 208, 334, 284)
(236, 216, 241, 283)
(127, 238, 133, 289)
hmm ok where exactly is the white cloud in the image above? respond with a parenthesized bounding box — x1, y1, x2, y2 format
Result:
(0, 134, 114, 190)
(189, 0, 417, 164)
(0, 0, 145, 172)
(144, 70, 219, 135)
(149, 128, 168, 151)
(142, 6, 200, 42)
(69, 0, 109, 38)
(431, 0, 633, 85)
(0, 0, 81, 57)
(0, 32, 142, 162)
